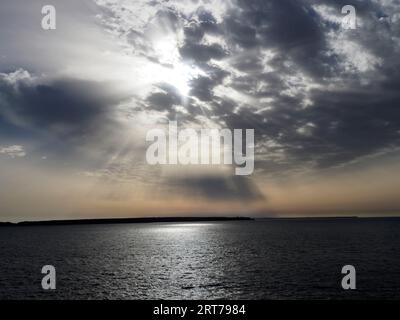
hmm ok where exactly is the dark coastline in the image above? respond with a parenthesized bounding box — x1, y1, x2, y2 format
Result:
(0, 216, 254, 227)
(1, 216, 400, 227)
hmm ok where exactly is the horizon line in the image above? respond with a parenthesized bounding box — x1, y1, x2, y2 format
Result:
(2, 215, 400, 226)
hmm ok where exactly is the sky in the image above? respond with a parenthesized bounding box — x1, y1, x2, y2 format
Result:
(1, 0, 400, 221)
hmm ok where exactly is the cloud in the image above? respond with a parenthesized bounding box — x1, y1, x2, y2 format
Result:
(0, 68, 138, 169)
(179, 43, 227, 63)
(168, 174, 265, 202)
(0, 69, 127, 139)
(146, 84, 183, 111)
(0, 145, 26, 158)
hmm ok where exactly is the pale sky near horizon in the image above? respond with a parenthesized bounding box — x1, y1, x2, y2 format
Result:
(1, 0, 400, 221)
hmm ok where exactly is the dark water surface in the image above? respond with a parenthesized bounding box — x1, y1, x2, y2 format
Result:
(1, 219, 399, 299)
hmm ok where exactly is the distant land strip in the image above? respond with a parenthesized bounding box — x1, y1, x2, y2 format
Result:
(0, 216, 254, 226)
(1, 216, 400, 227)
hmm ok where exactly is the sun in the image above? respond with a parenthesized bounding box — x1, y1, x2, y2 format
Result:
(149, 34, 201, 97)
(165, 63, 193, 96)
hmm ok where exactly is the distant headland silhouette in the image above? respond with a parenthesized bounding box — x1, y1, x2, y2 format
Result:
(0, 216, 254, 227)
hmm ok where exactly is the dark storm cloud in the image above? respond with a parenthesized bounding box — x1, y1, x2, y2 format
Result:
(214, 81, 400, 170)
(219, 0, 337, 78)
(179, 42, 227, 63)
(300, 87, 400, 167)
(176, 0, 336, 111)
(0, 72, 126, 139)
(147, 84, 182, 111)
(223, 16, 258, 49)
(230, 53, 264, 73)
(173, 0, 400, 171)
(179, 10, 226, 63)
(189, 76, 215, 101)
(169, 175, 265, 201)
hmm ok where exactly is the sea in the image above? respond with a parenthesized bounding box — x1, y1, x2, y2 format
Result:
(1, 218, 399, 299)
